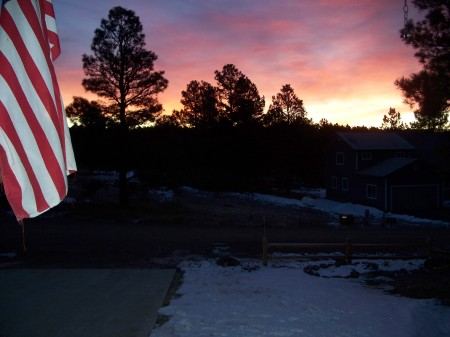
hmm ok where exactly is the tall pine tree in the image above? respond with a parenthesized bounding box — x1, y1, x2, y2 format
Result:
(82, 6, 168, 206)
(395, 0, 449, 130)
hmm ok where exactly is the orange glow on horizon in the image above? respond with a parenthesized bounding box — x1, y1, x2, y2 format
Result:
(58, 72, 418, 128)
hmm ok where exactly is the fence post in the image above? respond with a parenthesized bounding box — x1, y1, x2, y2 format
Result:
(426, 238, 432, 258)
(346, 237, 352, 264)
(263, 237, 268, 266)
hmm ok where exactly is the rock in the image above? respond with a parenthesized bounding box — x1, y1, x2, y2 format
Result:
(346, 269, 360, 278)
(303, 264, 321, 277)
(216, 256, 240, 267)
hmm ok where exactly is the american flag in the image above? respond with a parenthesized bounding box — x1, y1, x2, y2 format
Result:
(0, 0, 76, 220)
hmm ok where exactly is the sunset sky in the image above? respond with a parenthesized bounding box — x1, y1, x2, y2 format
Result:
(53, 0, 423, 127)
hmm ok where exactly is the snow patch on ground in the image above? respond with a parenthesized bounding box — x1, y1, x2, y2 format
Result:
(214, 188, 449, 227)
(151, 259, 450, 337)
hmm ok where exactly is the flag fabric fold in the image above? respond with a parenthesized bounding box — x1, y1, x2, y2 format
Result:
(0, 0, 76, 220)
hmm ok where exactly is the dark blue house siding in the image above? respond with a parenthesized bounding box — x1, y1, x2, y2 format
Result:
(326, 132, 446, 212)
(350, 175, 385, 210)
(386, 161, 441, 211)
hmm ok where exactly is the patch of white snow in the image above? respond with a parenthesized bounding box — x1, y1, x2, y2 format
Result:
(151, 259, 450, 337)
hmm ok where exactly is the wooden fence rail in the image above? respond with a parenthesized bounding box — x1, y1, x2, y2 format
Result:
(262, 237, 433, 266)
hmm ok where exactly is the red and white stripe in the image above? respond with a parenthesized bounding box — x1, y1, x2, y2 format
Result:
(0, 0, 76, 220)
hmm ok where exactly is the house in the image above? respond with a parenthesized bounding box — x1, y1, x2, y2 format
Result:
(326, 131, 449, 213)
(400, 131, 450, 202)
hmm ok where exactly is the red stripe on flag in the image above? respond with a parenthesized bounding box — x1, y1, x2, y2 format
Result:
(18, 1, 66, 153)
(0, 13, 66, 200)
(0, 53, 66, 200)
(41, 0, 60, 60)
(0, 100, 48, 216)
(0, 0, 76, 219)
(36, 0, 68, 168)
(0, 146, 29, 219)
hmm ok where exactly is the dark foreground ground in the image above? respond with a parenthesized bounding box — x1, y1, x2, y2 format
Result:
(1, 187, 450, 304)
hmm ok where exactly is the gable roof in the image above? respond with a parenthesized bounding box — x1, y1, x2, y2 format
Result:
(356, 158, 417, 177)
(337, 132, 415, 150)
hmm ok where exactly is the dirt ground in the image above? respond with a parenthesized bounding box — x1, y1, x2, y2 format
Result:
(1, 187, 449, 304)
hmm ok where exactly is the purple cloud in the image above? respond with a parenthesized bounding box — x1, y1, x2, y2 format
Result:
(54, 0, 421, 126)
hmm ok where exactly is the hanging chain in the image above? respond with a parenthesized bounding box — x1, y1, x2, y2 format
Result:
(403, 0, 409, 25)
(401, 0, 410, 39)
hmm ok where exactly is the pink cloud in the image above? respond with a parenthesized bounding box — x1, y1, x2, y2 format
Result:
(55, 0, 421, 126)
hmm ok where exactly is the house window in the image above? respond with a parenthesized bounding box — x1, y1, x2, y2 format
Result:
(361, 152, 372, 160)
(396, 152, 406, 158)
(336, 152, 344, 165)
(342, 178, 348, 191)
(367, 184, 377, 199)
(332, 176, 337, 189)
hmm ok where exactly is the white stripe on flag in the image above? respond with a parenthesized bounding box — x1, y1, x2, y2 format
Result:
(0, 75, 61, 204)
(2, 6, 65, 173)
(0, 128, 38, 215)
(0, 0, 76, 220)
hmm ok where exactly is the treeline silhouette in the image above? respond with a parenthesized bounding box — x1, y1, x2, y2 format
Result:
(69, 121, 377, 192)
(68, 61, 383, 193)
